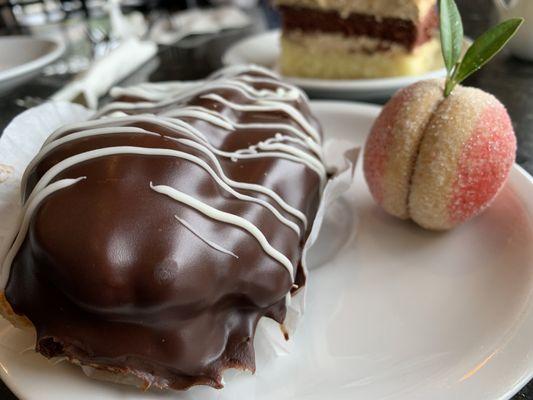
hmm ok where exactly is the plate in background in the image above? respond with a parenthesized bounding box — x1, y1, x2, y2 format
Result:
(223, 30, 449, 101)
(0, 36, 65, 95)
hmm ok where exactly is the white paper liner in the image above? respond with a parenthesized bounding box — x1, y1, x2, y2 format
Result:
(0, 101, 359, 395)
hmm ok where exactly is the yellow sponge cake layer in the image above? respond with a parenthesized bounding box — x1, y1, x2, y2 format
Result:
(280, 33, 442, 79)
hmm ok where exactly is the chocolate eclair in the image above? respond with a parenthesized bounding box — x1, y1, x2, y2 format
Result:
(0, 65, 325, 390)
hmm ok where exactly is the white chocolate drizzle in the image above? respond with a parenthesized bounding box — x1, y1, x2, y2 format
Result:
(22, 116, 310, 228)
(151, 182, 294, 281)
(170, 138, 309, 229)
(160, 106, 323, 157)
(21, 126, 155, 195)
(2, 65, 325, 287)
(174, 215, 239, 259)
(0, 177, 86, 288)
(24, 146, 302, 236)
(95, 77, 303, 118)
(27, 112, 321, 225)
(200, 93, 322, 144)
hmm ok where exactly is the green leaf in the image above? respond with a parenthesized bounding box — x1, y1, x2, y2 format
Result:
(453, 18, 523, 85)
(439, 0, 464, 74)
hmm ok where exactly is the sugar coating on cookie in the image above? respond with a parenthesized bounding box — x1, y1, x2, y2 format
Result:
(363, 79, 444, 219)
(449, 100, 515, 224)
(364, 81, 516, 230)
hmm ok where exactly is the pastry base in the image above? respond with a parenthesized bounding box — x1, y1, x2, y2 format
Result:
(0, 292, 174, 390)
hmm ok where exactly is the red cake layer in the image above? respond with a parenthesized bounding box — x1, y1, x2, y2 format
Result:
(279, 6, 438, 50)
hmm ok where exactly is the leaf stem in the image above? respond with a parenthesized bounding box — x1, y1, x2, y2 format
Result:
(444, 78, 456, 97)
(444, 62, 460, 97)
(438, 0, 522, 98)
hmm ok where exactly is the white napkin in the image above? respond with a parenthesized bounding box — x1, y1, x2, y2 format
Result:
(109, 79, 204, 101)
(51, 39, 157, 109)
(150, 6, 252, 45)
(108, 0, 148, 40)
(50, 0, 155, 109)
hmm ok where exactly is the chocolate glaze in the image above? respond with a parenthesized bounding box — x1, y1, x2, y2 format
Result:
(3, 66, 323, 390)
(279, 6, 439, 50)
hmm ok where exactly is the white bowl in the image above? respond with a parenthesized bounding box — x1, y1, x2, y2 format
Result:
(0, 36, 65, 95)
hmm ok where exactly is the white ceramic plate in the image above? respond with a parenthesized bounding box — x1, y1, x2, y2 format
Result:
(0, 36, 65, 95)
(223, 30, 449, 100)
(0, 101, 532, 400)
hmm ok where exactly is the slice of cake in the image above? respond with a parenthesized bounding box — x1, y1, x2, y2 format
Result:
(274, 0, 441, 79)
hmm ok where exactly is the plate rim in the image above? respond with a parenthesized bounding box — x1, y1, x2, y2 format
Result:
(222, 30, 449, 92)
(312, 100, 533, 400)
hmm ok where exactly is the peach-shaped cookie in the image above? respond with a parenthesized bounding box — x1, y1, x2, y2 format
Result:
(363, 80, 516, 230)
(363, 79, 444, 219)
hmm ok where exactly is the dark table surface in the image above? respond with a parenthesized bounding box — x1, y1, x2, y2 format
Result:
(0, 0, 531, 398)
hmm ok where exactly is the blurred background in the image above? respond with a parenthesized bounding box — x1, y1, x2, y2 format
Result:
(0, 0, 531, 170)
